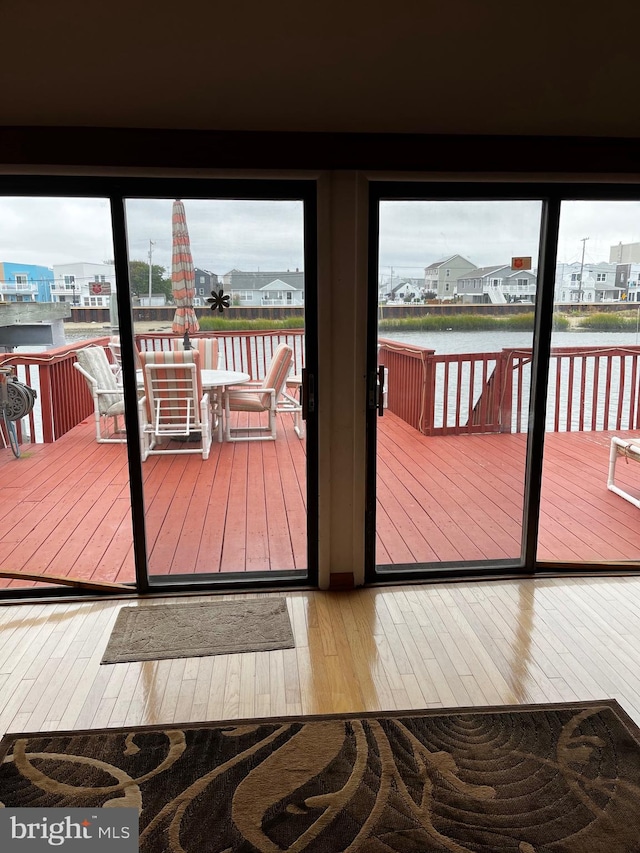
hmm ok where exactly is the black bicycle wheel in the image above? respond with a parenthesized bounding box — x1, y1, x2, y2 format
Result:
(2, 410, 20, 458)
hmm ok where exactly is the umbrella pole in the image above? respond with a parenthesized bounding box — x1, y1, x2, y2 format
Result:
(183, 329, 192, 349)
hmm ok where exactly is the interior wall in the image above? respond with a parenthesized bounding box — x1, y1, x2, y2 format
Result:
(317, 172, 370, 588)
(2, 2, 640, 139)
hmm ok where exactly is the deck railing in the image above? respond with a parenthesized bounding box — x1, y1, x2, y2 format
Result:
(377, 340, 435, 433)
(136, 330, 305, 379)
(0, 331, 304, 444)
(3, 334, 638, 445)
(0, 337, 113, 443)
(378, 340, 640, 436)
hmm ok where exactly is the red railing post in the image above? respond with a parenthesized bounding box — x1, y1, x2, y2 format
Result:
(499, 349, 514, 433)
(421, 351, 435, 435)
(37, 362, 55, 443)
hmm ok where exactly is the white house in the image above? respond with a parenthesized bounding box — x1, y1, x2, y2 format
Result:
(51, 262, 116, 307)
(221, 269, 304, 307)
(385, 278, 423, 302)
(457, 265, 537, 304)
(555, 262, 621, 303)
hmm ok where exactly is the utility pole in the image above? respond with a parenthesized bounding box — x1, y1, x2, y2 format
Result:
(148, 240, 155, 304)
(578, 237, 589, 303)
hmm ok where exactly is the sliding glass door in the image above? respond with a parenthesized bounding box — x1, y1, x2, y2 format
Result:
(366, 184, 640, 581)
(538, 200, 640, 566)
(0, 193, 135, 595)
(121, 188, 316, 588)
(0, 177, 317, 599)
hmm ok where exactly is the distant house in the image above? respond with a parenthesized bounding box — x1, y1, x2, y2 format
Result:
(502, 269, 537, 302)
(0, 262, 53, 303)
(457, 265, 537, 304)
(221, 269, 304, 307)
(423, 255, 476, 300)
(556, 262, 621, 303)
(456, 265, 506, 304)
(193, 268, 219, 306)
(387, 278, 423, 302)
(51, 262, 116, 307)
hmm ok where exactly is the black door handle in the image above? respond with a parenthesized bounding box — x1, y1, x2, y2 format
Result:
(378, 365, 385, 416)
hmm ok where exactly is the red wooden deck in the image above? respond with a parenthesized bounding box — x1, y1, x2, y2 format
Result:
(378, 415, 640, 566)
(0, 412, 638, 589)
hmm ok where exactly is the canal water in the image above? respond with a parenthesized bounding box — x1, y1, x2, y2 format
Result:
(380, 328, 640, 355)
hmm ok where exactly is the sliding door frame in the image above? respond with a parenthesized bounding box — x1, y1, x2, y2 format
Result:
(365, 180, 640, 583)
(0, 175, 318, 599)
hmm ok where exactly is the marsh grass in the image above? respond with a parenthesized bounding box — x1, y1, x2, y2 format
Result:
(378, 313, 570, 332)
(198, 316, 305, 331)
(577, 312, 639, 331)
(196, 312, 575, 333)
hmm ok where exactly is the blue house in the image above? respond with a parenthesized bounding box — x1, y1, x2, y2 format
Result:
(0, 261, 54, 303)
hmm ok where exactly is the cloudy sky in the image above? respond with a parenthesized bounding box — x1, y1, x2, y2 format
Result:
(0, 197, 305, 274)
(379, 200, 640, 282)
(2, 196, 640, 283)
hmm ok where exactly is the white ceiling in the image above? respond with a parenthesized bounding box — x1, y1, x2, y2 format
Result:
(4, 0, 639, 137)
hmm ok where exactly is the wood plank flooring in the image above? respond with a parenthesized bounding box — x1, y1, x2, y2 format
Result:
(0, 413, 638, 590)
(2, 576, 640, 740)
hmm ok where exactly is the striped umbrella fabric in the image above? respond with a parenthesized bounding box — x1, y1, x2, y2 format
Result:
(171, 199, 200, 337)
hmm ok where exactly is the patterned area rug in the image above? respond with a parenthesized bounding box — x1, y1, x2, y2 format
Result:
(101, 598, 294, 664)
(1, 701, 640, 852)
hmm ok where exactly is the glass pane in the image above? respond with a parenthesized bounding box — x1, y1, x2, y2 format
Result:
(539, 201, 640, 564)
(124, 198, 307, 581)
(376, 199, 542, 571)
(0, 196, 134, 593)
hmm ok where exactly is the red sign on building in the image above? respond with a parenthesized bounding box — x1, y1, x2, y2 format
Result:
(511, 256, 532, 270)
(90, 282, 112, 295)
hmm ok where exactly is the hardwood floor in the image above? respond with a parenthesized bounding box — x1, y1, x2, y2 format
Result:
(2, 575, 640, 740)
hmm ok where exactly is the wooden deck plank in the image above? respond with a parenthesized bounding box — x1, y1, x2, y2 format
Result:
(146, 454, 199, 575)
(245, 440, 269, 572)
(262, 439, 297, 571)
(274, 425, 307, 569)
(377, 440, 488, 562)
(219, 440, 249, 572)
(0, 413, 638, 590)
(376, 458, 448, 562)
(151, 454, 203, 575)
(170, 450, 220, 575)
(194, 447, 233, 574)
(379, 420, 521, 559)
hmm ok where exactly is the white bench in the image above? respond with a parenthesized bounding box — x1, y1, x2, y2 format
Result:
(608, 436, 640, 509)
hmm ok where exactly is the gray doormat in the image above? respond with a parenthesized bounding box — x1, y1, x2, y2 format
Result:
(101, 598, 295, 664)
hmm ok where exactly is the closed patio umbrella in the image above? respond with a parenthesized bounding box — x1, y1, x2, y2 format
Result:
(171, 199, 199, 347)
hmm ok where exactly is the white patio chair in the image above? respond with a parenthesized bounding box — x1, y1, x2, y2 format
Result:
(607, 436, 640, 509)
(138, 349, 212, 461)
(171, 336, 222, 369)
(74, 345, 126, 443)
(108, 338, 123, 382)
(223, 343, 293, 441)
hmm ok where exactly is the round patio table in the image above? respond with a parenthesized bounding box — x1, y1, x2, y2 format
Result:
(201, 370, 251, 442)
